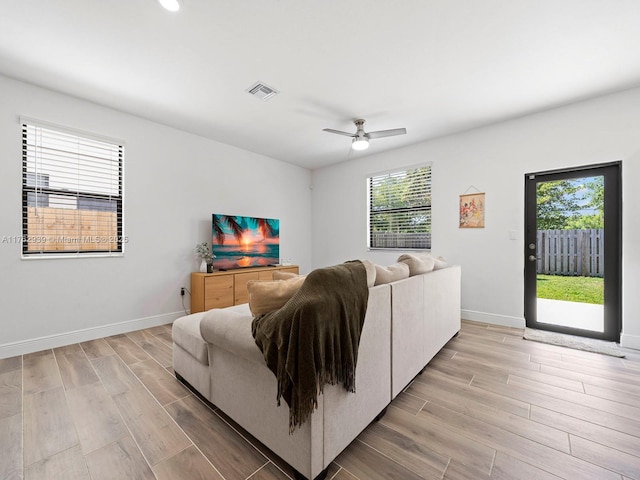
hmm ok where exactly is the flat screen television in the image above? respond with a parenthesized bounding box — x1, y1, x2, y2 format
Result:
(211, 214, 280, 270)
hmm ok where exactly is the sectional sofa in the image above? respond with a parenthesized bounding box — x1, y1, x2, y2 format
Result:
(172, 263, 461, 480)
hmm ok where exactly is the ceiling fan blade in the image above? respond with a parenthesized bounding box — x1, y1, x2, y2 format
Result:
(367, 128, 407, 139)
(323, 128, 356, 137)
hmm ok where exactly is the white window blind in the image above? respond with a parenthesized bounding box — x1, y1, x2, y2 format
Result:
(367, 165, 432, 249)
(21, 121, 124, 257)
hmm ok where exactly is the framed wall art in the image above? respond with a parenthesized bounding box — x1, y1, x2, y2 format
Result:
(459, 192, 485, 228)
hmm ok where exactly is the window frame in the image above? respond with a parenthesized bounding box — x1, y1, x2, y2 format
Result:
(20, 118, 125, 259)
(366, 163, 432, 251)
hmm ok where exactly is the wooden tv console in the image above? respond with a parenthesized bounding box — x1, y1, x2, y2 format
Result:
(190, 265, 299, 313)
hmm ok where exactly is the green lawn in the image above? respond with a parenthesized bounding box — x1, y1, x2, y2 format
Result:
(536, 274, 604, 305)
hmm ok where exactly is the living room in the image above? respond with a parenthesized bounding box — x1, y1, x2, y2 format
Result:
(1, 2, 640, 480)
(1, 2, 639, 356)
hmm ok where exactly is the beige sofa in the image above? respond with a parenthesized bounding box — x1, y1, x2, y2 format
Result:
(172, 264, 461, 480)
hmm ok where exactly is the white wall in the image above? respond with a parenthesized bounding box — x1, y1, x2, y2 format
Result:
(0, 74, 312, 357)
(311, 86, 640, 349)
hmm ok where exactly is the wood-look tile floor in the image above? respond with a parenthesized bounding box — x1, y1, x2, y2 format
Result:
(2, 320, 640, 480)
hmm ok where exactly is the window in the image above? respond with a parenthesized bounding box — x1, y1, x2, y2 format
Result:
(367, 165, 431, 250)
(21, 120, 124, 257)
(26, 173, 50, 207)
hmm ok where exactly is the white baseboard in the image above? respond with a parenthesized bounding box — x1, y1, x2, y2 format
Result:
(620, 332, 640, 351)
(461, 309, 525, 329)
(0, 310, 188, 359)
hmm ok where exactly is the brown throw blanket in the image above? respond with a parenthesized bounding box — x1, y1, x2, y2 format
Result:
(251, 261, 369, 432)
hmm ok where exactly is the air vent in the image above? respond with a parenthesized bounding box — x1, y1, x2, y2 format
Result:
(247, 82, 278, 101)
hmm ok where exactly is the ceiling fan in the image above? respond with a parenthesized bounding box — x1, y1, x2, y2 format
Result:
(323, 119, 407, 151)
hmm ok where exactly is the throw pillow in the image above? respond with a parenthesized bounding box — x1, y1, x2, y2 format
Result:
(247, 275, 306, 316)
(397, 253, 436, 276)
(374, 262, 410, 285)
(360, 259, 377, 287)
(433, 255, 449, 270)
(273, 270, 300, 280)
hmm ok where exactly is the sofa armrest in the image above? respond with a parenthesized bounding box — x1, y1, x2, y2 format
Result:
(199, 308, 265, 365)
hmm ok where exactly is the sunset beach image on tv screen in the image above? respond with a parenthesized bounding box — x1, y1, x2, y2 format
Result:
(211, 214, 280, 269)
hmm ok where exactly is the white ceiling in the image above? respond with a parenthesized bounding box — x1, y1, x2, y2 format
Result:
(2, 1, 640, 169)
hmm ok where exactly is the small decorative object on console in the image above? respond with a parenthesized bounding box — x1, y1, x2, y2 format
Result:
(195, 242, 215, 273)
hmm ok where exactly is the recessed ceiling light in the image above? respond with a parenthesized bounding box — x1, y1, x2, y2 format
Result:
(158, 0, 182, 12)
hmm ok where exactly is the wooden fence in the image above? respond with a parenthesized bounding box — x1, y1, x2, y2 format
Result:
(536, 229, 603, 277)
(371, 232, 431, 249)
(27, 206, 118, 251)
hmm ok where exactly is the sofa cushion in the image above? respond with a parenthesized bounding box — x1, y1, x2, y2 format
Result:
(397, 253, 435, 276)
(247, 275, 306, 316)
(225, 303, 252, 315)
(374, 262, 410, 285)
(200, 308, 264, 365)
(172, 312, 209, 365)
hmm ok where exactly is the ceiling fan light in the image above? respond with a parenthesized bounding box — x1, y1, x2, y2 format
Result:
(158, 0, 182, 12)
(352, 138, 369, 151)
